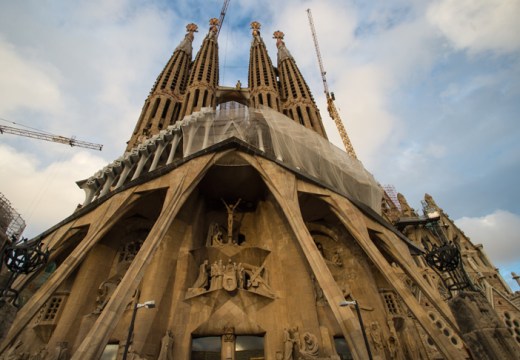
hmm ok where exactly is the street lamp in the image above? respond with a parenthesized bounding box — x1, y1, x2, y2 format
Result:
(122, 291, 155, 360)
(339, 300, 373, 360)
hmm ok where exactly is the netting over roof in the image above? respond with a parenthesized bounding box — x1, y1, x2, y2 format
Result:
(181, 105, 382, 212)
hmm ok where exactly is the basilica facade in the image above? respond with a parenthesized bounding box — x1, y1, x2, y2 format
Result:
(1, 18, 519, 360)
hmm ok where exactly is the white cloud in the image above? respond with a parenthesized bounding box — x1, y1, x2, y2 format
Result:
(333, 65, 398, 163)
(0, 37, 63, 116)
(456, 210, 520, 290)
(0, 144, 107, 238)
(427, 0, 520, 54)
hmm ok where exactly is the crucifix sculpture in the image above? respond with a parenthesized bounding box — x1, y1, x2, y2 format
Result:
(221, 198, 241, 244)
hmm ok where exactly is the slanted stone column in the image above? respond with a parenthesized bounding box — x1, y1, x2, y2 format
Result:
(449, 291, 520, 360)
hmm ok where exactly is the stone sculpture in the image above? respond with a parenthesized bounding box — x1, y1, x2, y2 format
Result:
(191, 260, 209, 290)
(299, 332, 319, 358)
(222, 198, 241, 244)
(157, 330, 174, 360)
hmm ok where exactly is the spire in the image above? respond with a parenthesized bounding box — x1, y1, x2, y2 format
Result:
(127, 23, 197, 150)
(248, 21, 281, 111)
(179, 18, 220, 119)
(273, 31, 327, 138)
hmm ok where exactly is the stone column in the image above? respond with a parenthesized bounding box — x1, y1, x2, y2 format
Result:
(449, 291, 520, 360)
(221, 327, 235, 360)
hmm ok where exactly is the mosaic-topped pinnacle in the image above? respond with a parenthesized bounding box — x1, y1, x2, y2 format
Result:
(186, 23, 198, 33)
(209, 18, 220, 34)
(273, 30, 285, 47)
(251, 21, 261, 36)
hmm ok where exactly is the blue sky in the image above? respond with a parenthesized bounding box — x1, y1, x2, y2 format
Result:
(0, 0, 519, 290)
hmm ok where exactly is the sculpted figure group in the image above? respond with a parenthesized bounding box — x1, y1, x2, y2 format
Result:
(189, 258, 275, 298)
(283, 328, 320, 360)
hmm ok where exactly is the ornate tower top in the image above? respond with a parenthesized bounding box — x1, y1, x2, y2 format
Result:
(126, 23, 196, 149)
(209, 18, 220, 37)
(274, 30, 327, 138)
(186, 23, 198, 33)
(175, 23, 198, 54)
(179, 18, 220, 118)
(273, 30, 284, 45)
(251, 21, 261, 35)
(248, 21, 280, 111)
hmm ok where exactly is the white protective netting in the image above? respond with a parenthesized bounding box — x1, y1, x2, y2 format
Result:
(181, 105, 382, 213)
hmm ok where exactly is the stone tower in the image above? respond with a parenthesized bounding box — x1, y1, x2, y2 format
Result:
(127, 23, 198, 151)
(179, 18, 220, 119)
(248, 21, 281, 112)
(1, 18, 520, 360)
(274, 31, 327, 138)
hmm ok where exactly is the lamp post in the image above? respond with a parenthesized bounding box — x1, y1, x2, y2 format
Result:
(122, 290, 155, 360)
(340, 300, 373, 360)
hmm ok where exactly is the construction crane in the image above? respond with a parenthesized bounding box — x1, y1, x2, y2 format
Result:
(306, 9, 357, 159)
(0, 124, 103, 151)
(217, 0, 230, 37)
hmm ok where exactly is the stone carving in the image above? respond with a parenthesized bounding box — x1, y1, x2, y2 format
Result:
(93, 273, 124, 314)
(0, 339, 26, 360)
(311, 274, 326, 305)
(368, 322, 383, 355)
(32, 346, 48, 360)
(187, 247, 275, 299)
(208, 18, 219, 38)
(222, 198, 241, 244)
(207, 223, 224, 246)
(237, 263, 245, 289)
(299, 332, 319, 358)
(283, 328, 294, 360)
(204, 259, 275, 296)
(223, 260, 239, 291)
(157, 330, 174, 360)
(191, 260, 210, 290)
(222, 327, 235, 360)
(386, 319, 401, 360)
(244, 263, 275, 298)
(125, 346, 146, 360)
(209, 260, 225, 291)
(46, 342, 69, 360)
(283, 328, 321, 360)
(251, 21, 261, 37)
(387, 335, 398, 359)
(331, 250, 343, 267)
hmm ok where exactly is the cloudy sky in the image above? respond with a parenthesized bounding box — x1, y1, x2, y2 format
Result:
(0, 0, 519, 290)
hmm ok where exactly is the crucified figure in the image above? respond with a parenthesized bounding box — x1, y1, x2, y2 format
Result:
(221, 198, 241, 244)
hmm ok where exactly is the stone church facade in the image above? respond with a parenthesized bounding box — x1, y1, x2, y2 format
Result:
(1, 19, 519, 360)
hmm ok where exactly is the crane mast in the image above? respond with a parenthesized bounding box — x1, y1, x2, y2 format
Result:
(217, 0, 230, 37)
(0, 124, 103, 151)
(306, 9, 358, 159)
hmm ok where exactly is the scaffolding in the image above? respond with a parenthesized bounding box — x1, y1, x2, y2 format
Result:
(382, 184, 401, 211)
(0, 192, 26, 244)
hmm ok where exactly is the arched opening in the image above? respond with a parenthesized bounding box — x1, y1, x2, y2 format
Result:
(150, 98, 161, 119)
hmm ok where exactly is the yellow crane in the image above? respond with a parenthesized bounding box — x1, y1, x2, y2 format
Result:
(307, 9, 357, 159)
(217, 0, 230, 37)
(0, 120, 103, 151)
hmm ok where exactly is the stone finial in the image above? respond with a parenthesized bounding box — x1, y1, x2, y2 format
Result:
(424, 193, 438, 208)
(273, 30, 285, 46)
(186, 23, 198, 33)
(209, 18, 219, 33)
(397, 193, 414, 217)
(251, 21, 261, 35)
(176, 23, 198, 53)
(273, 30, 292, 61)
